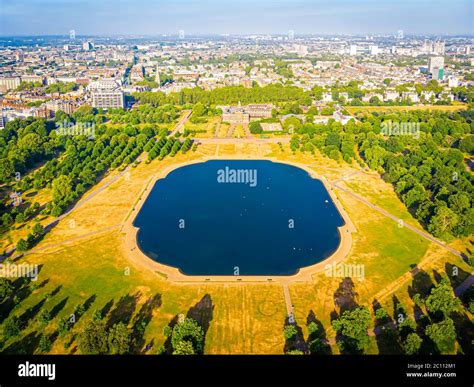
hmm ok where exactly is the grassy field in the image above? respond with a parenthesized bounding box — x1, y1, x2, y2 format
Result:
(1, 141, 472, 354)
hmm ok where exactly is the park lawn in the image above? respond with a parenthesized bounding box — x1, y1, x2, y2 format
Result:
(1, 230, 287, 354)
(184, 116, 221, 139)
(232, 125, 245, 138)
(26, 151, 204, 247)
(1, 186, 54, 253)
(218, 122, 230, 138)
(287, 174, 432, 348)
(342, 173, 424, 230)
(2, 140, 470, 355)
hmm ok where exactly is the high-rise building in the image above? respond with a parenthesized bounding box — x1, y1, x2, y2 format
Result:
(423, 40, 433, 53)
(288, 30, 295, 41)
(433, 41, 445, 55)
(397, 30, 404, 39)
(82, 41, 93, 51)
(349, 45, 358, 56)
(179, 30, 185, 39)
(369, 45, 380, 55)
(428, 56, 445, 81)
(69, 29, 75, 40)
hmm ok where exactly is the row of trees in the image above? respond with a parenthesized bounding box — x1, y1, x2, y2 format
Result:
(292, 109, 474, 239)
(0, 108, 194, 250)
(283, 276, 468, 355)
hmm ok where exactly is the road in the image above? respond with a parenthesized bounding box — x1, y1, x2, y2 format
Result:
(170, 109, 192, 136)
(1, 157, 142, 261)
(195, 137, 291, 145)
(331, 182, 465, 259)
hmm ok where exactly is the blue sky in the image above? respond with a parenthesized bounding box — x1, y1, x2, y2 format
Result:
(0, 0, 472, 36)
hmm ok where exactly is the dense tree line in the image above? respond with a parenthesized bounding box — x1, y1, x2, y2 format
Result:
(293, 109, 474, 240)
(0, 109, 193, 251)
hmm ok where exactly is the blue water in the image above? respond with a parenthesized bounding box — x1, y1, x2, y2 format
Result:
(133, 160, 345, 276)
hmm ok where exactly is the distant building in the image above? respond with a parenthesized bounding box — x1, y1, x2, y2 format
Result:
(21, 75, 44, 84)
(349, 45, 358, 56)
(130, 64, 144, 83)
(369, 45, 380, 55)
(221, 103, 273, 124)
(447, 76, 459, 88)
(433, 41, 445, 55)
(82, 41, 93, 51)
(401, 91, 419, 103)
(88, 78, 122, 91)
(397, 30, 404, 39)
(428, 56, 445, 81)
(261, 123, 283, 132)
(0, 76, 21, 92)
(45, 100, 76, 115)
(155, 65, 161, 84)
(92, 90, 124, 109)
(173, 71, 200, 82)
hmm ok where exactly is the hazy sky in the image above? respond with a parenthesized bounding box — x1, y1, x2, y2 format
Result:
(0, 0, 473, 36)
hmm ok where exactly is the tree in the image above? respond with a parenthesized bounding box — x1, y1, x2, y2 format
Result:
(0, 159, 14, 183)
(16, 238, 29, 252)
(425, 278, 461, 317)
(425, 317, 457, 353)
(79, 319, 109, 354)
(403, 332, 423, 355)
(51, 175, 74, 205)
(331, 307, 371, 354)
(173, 340, 195, 355)
(0, 278, 14, 301)
(4, 316, 21, 339)
(249, 122, 263, 134)
(459, 135, 474, 153)
(171, 318, 205, 355)
(108, 322, 130, 354)
(428, 206, 459, 237)
(39, 335, 52, 353)
(32, 222, 44, 236)
(283, 325, 298, 340)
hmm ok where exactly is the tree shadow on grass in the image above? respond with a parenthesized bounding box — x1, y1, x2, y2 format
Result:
(50, 297, 69, 320)
(283, 316, 307, 354)
(186, 294, 214, 337)
(131, 293, 162, 353)
(106, 292, 139, 328)
(306, 310, 331, 354)
(0, 266, 44, 323)
(372, 299, 402, 354)
(18, 298, 47, 329)
(445, 263, 471, 289)
(2, 331, 41, 354)
(163, 315, 180, 354)
(333, 277, 359, 316)
(451, 311, 473, 355)
(408, 266, 434, 299)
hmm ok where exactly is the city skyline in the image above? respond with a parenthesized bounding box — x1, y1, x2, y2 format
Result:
(0, 0, 473, 37)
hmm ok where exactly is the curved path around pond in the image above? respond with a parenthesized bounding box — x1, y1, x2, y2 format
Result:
(121, 156, 356, 284)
